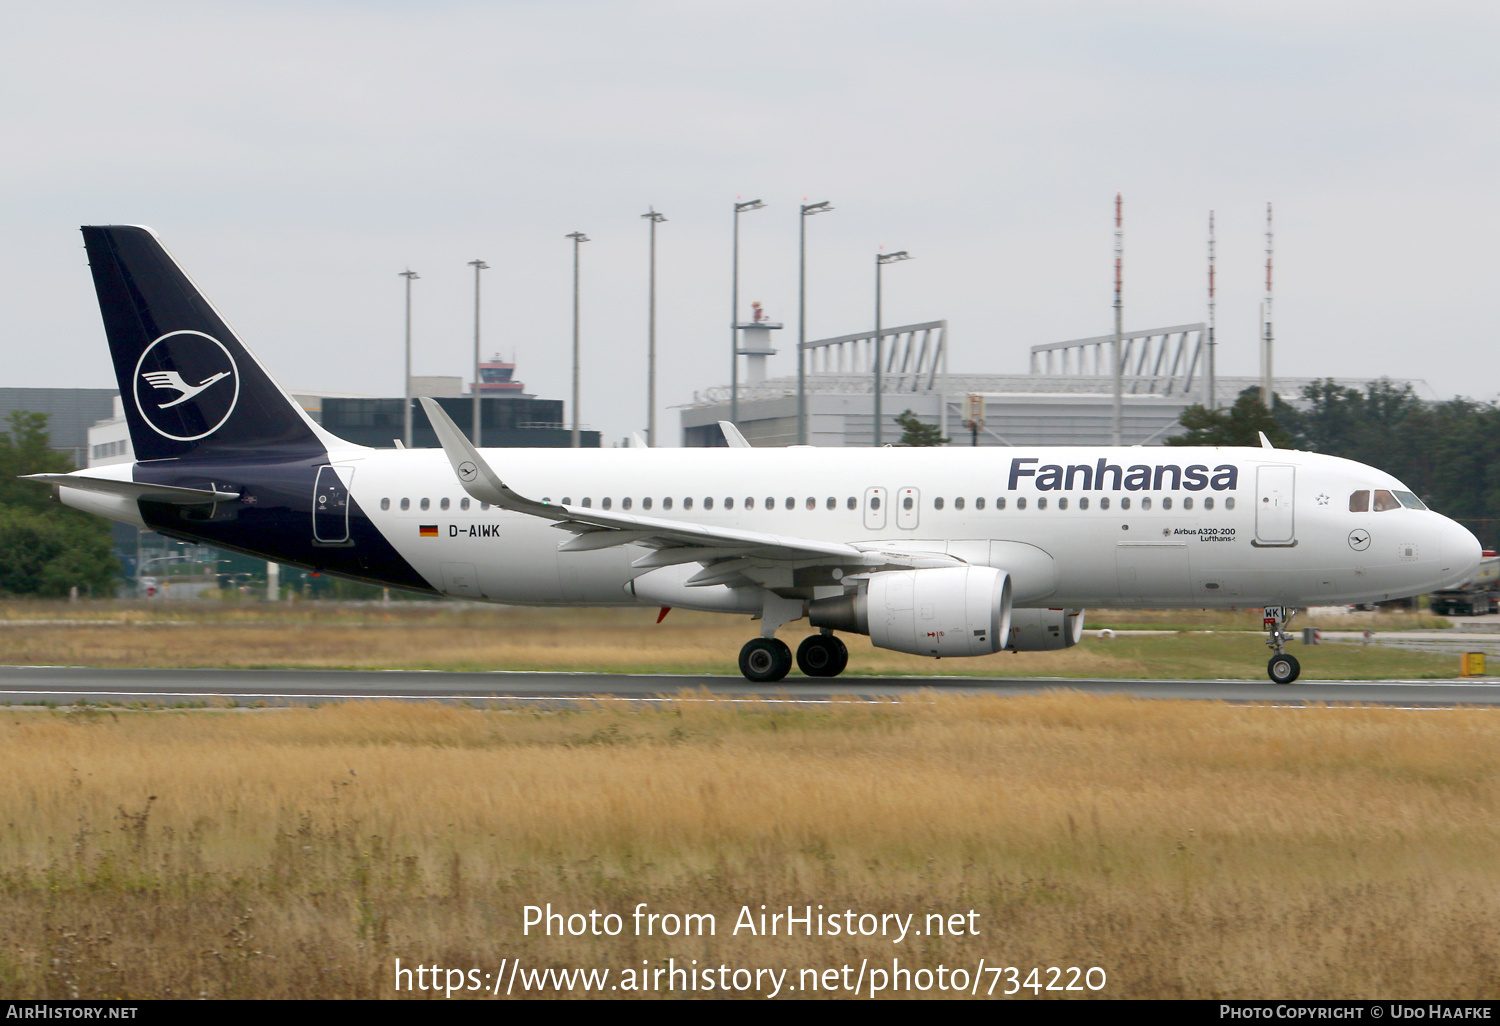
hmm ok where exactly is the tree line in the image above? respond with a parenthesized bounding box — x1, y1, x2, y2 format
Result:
(0, 412, 119, 596)
(1167, 380, 1500, 550)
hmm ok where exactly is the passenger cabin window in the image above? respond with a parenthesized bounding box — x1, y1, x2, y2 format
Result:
(934, 497, 945, 511)
(785, 497, 794, 510)
(869, 496, 881, 510)
(1100, 496, 1110, 510)
(1225, 497, 1235, 510)
(902, 496, 914, 511)
(400, 498, 410, 511)
(440, 497, 450, 511)
(622, 498, 632, 510)
(1350, 490, 1370, 512)
(976, 497, 986, 510)
(846, 497, 856, 510)
(1079, 497, 1089, 510)
(1120, 497, 1131, 510)
(582, 498, 592, 508)
(1016, 497, 1027, 510)
(642, 497, 652, 510)
(703, 497, 713, 510)
(1058, 497, 1068, 510)
(805, 497, 815, 510)
(1162, 497, 1172, 510)
(1038, 497, 1048, 510)
(419, 498, 430, 511)
(602, 498, 612, 510)
(461, 498, 471, 510)
(745, 497, 755, 509)
(825, 497, 835, 510)
(380, 498, 390, 510)
(1373, 489, 1401, 512)
(1182, 497, 1192, 510)
(955, 497, 965, 511)
(1141, 497, 1152, 510)
(996, 497, 1006, 510)
(1203, 497, 1213, 510)
(683, 497, 693, 510)
(664, 497, 673, 510)
(766, 497, 775, 510)
(725, 497, 734, 510)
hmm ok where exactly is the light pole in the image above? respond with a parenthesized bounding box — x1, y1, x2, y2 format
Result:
(873, 249, 912, 446)
(399, 269, 419, 448)
(797, 200, 833, 445)
(468, 259, 489, 446)
(1111, 192, 1123, 446)
(730, 199, 765, 429)
(566, 231, 589, 448)
(641, 208, 666, 446)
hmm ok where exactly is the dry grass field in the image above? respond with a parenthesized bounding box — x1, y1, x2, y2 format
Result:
(1, 694, 1498, 999)
(0, 600, 1464, 679)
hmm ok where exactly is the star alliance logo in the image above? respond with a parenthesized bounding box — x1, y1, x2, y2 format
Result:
(133, 330, 240, 441)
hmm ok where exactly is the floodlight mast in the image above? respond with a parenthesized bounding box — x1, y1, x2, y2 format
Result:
(467, 259, 489, 446)
(873, 249, 912, 447)
(642, 208, 667, 446)
(797, 200, 833, 445)
(566, 232, 589, 448)
(730, 199, 766, 430)
(399, 269, 419, 448)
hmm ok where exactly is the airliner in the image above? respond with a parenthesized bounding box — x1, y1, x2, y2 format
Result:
(26, 226, 1483, 684)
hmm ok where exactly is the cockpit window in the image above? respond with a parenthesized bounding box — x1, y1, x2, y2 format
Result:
(1372, 489, 1402, 512)
(1393, 490, 1427, 510)
(1349, 490, 1369, 512)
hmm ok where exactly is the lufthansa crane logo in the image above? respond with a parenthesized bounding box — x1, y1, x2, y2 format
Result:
(133, 331, 240, 441)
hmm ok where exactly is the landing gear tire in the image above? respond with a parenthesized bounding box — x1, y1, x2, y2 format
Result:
(740, 638, 793, 683)
(796, 634, 848, 677)
(1268, 653, 1301, 685)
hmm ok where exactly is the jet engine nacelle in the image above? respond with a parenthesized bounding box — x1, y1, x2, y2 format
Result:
(1006, 608, 1086, 651)
(809, 566, 1012, 657)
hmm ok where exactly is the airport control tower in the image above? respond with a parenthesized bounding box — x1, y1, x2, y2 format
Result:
(737, 302, 783, 385)
(472, 354, 533, 399)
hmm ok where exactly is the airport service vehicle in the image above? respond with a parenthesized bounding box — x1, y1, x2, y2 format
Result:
(1429, 551, 1500, 617)
(26, 226, 1484, 684)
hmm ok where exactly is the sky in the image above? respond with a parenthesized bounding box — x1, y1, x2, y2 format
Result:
(3, 0, 1498, 444)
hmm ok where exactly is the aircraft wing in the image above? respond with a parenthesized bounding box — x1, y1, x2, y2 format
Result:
(419, 398, 961, 586)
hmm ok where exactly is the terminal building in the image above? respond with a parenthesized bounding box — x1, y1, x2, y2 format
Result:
(682, 317, 1413, 447)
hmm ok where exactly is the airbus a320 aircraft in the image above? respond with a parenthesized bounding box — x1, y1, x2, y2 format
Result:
(28, 226, 1483, 684)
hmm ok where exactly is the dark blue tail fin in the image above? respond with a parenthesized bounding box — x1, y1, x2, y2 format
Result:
(81, 225, 330, 461)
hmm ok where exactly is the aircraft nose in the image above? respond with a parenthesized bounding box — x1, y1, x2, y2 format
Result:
(1438, 515, 1482, 589)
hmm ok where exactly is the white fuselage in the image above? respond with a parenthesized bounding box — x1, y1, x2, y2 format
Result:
(296, 444, 1479, 610)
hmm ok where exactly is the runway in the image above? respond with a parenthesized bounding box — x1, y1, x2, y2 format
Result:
(3, 665, 1500, 708)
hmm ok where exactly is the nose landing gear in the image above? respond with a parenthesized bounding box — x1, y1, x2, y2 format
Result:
(1263, 606, 1301, 684)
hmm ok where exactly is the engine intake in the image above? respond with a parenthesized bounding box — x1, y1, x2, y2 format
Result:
(809, 566, 1012, 657)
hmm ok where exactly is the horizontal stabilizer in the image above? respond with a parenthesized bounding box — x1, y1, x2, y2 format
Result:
(22, 474, 240, 505)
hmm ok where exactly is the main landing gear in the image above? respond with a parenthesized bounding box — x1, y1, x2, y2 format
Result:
(1263, 606, 1301, 684)
(737, 632, 849, 683)
(739, 637, 792, 682)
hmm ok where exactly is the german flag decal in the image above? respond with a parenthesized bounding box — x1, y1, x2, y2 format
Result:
(419, 525, 439, 538)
